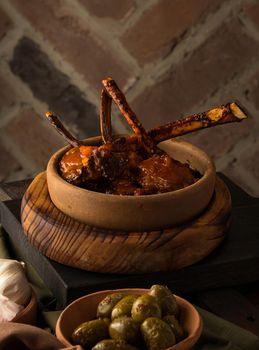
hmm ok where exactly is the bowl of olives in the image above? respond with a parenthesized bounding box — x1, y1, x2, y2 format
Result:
(56, 285, 202, 350)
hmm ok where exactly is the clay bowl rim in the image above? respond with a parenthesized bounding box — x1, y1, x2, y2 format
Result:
(47, 137, 215, 200)
(56, 288, 203, 350)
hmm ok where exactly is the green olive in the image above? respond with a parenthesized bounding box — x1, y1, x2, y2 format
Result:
(163, 315, 185, 342)
(97, 293, 125, 318)
(92, 339, 138, 350)
(71, 319, 108, 349)
(148, 284, 179, 316)
(111, 295, 138, 320)
(131, 295, 161, 323)
(141, 317, 176, 350)
(109, 316, 140, 345)
(101, 318, 111, 327)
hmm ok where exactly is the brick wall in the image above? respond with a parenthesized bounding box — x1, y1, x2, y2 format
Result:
(0, 0, 259, 196)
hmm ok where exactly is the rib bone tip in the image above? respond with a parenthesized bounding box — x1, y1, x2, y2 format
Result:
(102, 76, 113, 85)
(230, 102, 248, 120)
(45, 111, 54, 118)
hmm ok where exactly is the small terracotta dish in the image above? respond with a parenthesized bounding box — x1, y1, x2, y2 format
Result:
(47, 138, 216, 231)
(12, 288, 38, 325)
(56, 288, 203, 350)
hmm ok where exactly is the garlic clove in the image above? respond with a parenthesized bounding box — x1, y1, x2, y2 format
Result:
(0, 259, 31, 307)
(0, 294, 24, 322)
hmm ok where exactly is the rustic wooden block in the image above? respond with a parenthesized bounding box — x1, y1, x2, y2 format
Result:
(21, 172, 231, 274)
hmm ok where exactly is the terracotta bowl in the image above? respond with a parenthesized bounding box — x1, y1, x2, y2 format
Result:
(56, 288, 203, 350)
(47, 137, 216, 231)
(11, 289, 38, 325)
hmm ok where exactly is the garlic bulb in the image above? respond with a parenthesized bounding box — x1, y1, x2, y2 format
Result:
(0, 259, 31, 306)
(0, 294, 23, 322)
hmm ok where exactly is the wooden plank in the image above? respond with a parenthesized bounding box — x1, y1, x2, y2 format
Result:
(0, 179, 32, 200)
(219, 173, 257, 207)
(1, 174, 259, 308)
(2, 196, 259, 308)
(194, 288, 259, 337)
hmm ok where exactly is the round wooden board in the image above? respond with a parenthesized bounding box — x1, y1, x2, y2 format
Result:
(21, 172, 231, 274)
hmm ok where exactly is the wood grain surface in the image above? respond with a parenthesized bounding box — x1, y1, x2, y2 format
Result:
(21, 172, 232, 274)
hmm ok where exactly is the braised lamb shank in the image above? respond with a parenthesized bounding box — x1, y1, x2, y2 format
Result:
(46, 77, 247, 195)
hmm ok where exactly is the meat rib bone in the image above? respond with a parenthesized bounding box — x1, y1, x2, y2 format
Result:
(148, 102, 248, 144)
(102, 77, 157, 153)
(45, 112, 81, 148)
(100, 88, 113, 144)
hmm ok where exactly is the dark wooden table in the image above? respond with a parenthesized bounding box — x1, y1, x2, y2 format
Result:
(1, 174, 259, 336)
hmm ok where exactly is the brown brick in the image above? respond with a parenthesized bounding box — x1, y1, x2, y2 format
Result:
(0, 140, 21, 181)
(122, 0, 223, 64)
(133, 20, 259, 129)
(80, 0, 135, 19)
(0, 73, 16, 112)
(10, 37, 99, 139)
(11, 0, 133, 90)
(0, 7, 12, 40)
(3, 109, 67, 169)
(244, 2, 259, 31)
(245, 69, 259, 111)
